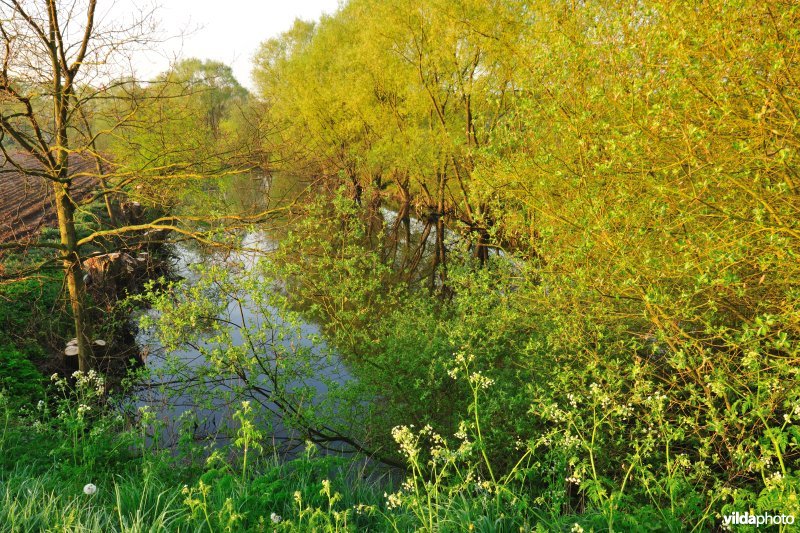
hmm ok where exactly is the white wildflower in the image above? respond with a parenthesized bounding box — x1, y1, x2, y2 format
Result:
(391, 425, 418, 459)
(83, 483, 97, 495)
(270, 512, 282, 524)
(386, 491, 403, 509)
(468, 372, 494, 389)
(567, 393, 579, 408)
(353, 503, 370, 515)
(566, 474, 582, 485)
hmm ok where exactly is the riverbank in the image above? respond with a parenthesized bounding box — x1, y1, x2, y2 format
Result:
(0, 370, 565, 532)
(0, 190, 174, 385)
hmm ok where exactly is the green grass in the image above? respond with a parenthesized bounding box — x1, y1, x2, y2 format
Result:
(0, 443, 397, 532)
(0, 374, 565, 532)
(0, 380, 396, 532)
(0, 467, 184, 532)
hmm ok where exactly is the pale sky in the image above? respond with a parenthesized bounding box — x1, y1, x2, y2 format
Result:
(103, 0, 341, 90)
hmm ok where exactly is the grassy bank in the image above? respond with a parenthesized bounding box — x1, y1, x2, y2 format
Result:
(0, 371, 562, 532)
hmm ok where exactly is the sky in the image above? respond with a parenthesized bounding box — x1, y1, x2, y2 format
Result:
(103, 0, 341, 90)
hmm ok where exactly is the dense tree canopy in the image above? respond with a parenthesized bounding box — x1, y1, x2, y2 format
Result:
(248, 0, 800, 525)
(253, 0, 799, 346)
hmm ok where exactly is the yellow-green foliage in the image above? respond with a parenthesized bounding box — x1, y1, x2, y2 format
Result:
(251, 0, 800, 529)
(104, 59, 250, 209)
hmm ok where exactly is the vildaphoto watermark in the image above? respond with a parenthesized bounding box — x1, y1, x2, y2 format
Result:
(722, 512, 795, 528)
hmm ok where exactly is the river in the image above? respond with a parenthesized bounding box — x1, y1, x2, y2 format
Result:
(127, 174, 467, 458)
(131, 230, 357, 455)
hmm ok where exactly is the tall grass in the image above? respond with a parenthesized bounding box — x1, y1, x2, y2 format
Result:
(0, 467, 185, 532)
(0, 373, 558, 532)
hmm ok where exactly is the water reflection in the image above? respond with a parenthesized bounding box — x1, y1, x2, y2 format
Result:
(132, 232, 356, 456)
(128, 172, 489, 461)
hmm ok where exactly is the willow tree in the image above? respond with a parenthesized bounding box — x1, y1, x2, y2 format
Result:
(106, 58, 251, 211)
(253, 0, 530, 290)
(249, 0, 799, 519)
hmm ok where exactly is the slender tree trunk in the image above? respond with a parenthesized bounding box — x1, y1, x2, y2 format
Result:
(407, 220, 432, 279)
(401, 208, 411, 246)
(434, 166, 447, 294)
(54, 63, 92, 370)
(435, 216, 446, 284)
(54, 181, 92, 371)
(473, 230, 489, 265)
(390, 193, 411, 268)
(0, 0, 99, 370)
(102, 184, 118, 226)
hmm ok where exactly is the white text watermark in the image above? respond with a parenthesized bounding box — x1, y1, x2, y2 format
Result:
(722, 512, 795, 528)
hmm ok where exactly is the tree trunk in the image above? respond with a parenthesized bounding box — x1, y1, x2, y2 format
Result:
(435, 215, 446, 287)
(54, 181, 92, 371)
(434, 166, 448, 295)
(473, 227, 490, 265)
(103, 186, 119, 226)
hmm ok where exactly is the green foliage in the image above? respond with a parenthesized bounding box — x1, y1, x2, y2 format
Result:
(2, 0, 798, 530)
(131, 256, 372, 454)
(247, 0, 800, 530)
(0, 274, 70, 385)
(0, 380, 390, 532)
(0, 275, 66, 342)
(0, 346, 44, 404)
(139, 183, 797, 530)
(105, 58, 250, 210)
(264, 190, 403, 351)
